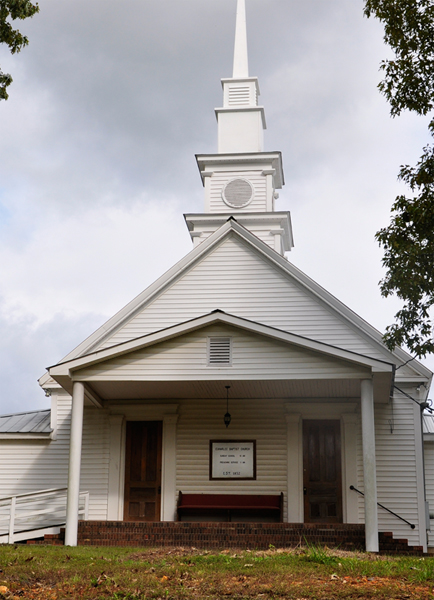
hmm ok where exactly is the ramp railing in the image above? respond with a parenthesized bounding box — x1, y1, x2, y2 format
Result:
(0, 487, 89, 543)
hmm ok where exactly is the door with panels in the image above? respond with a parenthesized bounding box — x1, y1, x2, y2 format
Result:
(124, 421, 162, 521)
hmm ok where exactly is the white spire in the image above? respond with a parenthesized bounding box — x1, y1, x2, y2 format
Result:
(233, 0, 249, 78)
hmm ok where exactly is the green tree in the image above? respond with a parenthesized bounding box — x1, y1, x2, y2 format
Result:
(364, 0, 434, 357)
(0, 0, 39, 100)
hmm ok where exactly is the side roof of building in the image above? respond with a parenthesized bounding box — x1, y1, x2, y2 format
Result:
(0, 409, 52, 434)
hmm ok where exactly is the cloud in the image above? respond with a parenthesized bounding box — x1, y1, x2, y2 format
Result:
(0, 0, 432, 413)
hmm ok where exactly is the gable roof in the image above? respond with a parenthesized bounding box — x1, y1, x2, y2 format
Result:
(40, 219, 431, 387)
(49, 310, 394, 400)
(50, 310, 395, 372)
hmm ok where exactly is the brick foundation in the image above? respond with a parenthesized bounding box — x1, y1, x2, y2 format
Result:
(28, 521, 424, 555)
(77, 521, 364, 550)
(68, 521, 422, 554)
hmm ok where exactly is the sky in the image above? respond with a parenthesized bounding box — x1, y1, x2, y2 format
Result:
(0, 0, 432, 415)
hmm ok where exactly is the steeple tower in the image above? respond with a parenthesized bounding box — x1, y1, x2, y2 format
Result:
(185, 0, 294, 256)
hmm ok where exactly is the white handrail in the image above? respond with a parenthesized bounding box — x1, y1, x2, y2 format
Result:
(0, 487, 68, 502)
(8, 496, 16, 543)
(0, 488, 89, 543)
(82, 491, 89, 520)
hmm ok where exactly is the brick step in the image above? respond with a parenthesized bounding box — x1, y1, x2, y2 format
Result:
(26, 529, 65, 546)
(19, 522, 422, 555)
(78, 522, 365, 550)
(76, 521, 423, 554)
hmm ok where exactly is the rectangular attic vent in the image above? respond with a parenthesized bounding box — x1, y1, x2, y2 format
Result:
(208, 337, 232, 365)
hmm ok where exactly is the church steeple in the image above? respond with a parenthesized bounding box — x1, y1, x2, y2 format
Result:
(186, 0, 294, 256)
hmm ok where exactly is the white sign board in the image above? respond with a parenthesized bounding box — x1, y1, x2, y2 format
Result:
(210, 440, 256, 480)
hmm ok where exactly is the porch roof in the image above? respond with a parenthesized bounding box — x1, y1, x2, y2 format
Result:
(47, 311, 394, 406)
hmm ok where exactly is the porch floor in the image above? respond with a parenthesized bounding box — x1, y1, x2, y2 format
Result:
(44, 521, 424, 555)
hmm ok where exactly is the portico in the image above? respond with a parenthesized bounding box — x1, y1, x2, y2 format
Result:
(50, 311, 392, 551)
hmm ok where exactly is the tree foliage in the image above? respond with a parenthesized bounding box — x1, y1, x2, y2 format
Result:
(0, 0, 39, 100)
(364, 0, 434, 357)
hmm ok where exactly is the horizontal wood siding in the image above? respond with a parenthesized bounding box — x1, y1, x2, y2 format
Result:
(81, 407, 110, 520)
(0, 394, 71, 498)
(176, 397, 288, 518)
(210, 171, 267, 213)
(424, 441, 434, 547)
(356, 396, 421, 546)
(77, 325, 370, 382)
(98, 236, 388, 362)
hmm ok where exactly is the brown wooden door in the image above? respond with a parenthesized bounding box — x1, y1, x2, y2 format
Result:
(124, 421, 162, 521)
(303, 420, 342, 523)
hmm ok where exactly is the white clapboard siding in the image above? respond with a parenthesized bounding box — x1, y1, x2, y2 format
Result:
(81, 407, 110, 520)
(176, 397, 288, 519)
(424, 441, 434, 547)
(77, 325, 370, 382)
(210, 171, 267, 213)
(0, 395, 71, 499)
(96, 236, 390, 362)
(356, 395, 421, 546)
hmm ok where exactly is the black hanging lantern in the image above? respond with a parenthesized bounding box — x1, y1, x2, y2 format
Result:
(224, 385, 231, 428)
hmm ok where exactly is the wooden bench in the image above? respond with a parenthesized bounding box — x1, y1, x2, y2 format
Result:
(177, 492, 283, 522)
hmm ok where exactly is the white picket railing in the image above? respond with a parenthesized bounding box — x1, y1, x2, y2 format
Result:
(0, 488, 89, 543)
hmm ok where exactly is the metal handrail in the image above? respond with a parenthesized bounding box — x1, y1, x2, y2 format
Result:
(349, 485, 415, 529)
(0, 487, 89, 543)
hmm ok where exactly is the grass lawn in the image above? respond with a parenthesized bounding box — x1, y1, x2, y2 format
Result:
(0, 544, 433, 599)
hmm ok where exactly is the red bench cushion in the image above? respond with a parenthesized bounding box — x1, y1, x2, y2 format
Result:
(178, 494, 281, 510)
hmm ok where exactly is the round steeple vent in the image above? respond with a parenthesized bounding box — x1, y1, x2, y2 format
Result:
(222, 177, 254, 208)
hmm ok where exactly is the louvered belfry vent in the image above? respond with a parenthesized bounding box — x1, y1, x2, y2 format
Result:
(228, 85, 250, 106)
(208, 337, 232, 365)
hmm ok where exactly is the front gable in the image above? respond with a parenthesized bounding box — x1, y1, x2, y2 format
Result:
(97, 234, 370, 353)
(48, 312, 393, 402)
(76, 323, 372, 383)
(42, 221, 431, 387)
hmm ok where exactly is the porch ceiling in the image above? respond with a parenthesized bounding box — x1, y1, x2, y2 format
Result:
(84, 373, 391, 404)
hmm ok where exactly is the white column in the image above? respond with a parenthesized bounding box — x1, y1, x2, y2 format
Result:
(361, 378, 379, 552)
(341, 413, 358, 523)
(285, 411, 302, 522)
(107, 415, 125, 520)
(161, 414, 178, 521)
(65, 381, 85, 546)
(413, 392, 428, 551)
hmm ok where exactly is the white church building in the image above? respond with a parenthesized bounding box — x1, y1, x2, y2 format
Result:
(0, 0, 433, 553)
